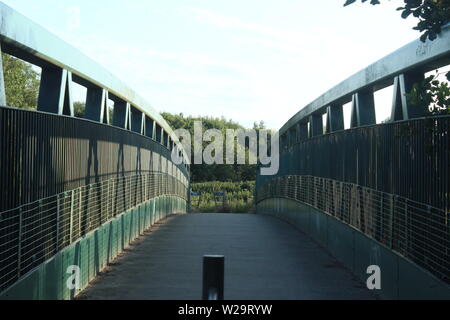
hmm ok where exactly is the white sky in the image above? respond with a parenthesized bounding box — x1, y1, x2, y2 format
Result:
(2, 0, 422, 129)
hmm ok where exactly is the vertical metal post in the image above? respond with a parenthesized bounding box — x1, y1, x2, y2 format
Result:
(70, 190, 74, 243)
(79, 188, 82, 237)
(399, 71, 427, 119)
(379, 194, 384, 242)
(0, 43, 7, 106)
(129, 105, 143, 134)
(309, 113, 323, 137)
(326, 104, 344, 133)
(390, 76, 403, 121)
(85, 86, 107, 123)
(112, 99, 128, 129)
(37, 66, 65, 114)
(109, 179, 113, 219)
(202, 255, 224, 300)
(145, 174, 148, 201)
(390, 195, 395, 249)
(112, 179, 116, 216)
(17, 207, 23, 278)
(129, 176, 132, 208)
(350, 90, 376, 128)
(405, 199, 409, 255)
(56, 194, 61, 251)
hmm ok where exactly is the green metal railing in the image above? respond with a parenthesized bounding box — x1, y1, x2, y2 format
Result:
(0, 172, 188, 294)
(257, 175, 449, 284)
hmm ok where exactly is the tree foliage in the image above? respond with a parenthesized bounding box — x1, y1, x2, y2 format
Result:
(406, 70, 450, 113)
(344, 0, 450, 42)
(74, 101, 85, 117)
(162, 112, 265, 183)
(2, 53, 40, 109)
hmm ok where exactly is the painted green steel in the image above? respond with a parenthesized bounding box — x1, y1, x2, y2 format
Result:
(257, 197, 450, 300)
(0, 3, 189, 164)
(0, 195, 186, 300)
(279, 24, 450, 136)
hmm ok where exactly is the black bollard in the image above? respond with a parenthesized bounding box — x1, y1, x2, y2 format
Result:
(202, 255, 224, 300)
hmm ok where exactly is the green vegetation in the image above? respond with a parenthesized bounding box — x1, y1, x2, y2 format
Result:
(74, 101, 86, 117)
(162, 112, 266, 183)
(162, 113, 264, 213)
(2, 53, 40, 109)
(406, 70, 450, 114)
(190, 181, 255, 213)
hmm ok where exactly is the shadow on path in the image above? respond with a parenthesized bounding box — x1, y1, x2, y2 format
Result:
(77, 213, 376, 300)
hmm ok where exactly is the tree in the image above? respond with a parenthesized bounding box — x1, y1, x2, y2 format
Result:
(162, 112, 266, 183)
(2, 53, 40, 109)
(344, 0, 450, 42)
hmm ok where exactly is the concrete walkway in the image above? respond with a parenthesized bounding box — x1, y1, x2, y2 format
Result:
(77, 213, 376, 300)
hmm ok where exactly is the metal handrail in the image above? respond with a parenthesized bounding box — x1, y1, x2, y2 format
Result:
(0, 172, 188, 294)
(256, 175, 449, 284)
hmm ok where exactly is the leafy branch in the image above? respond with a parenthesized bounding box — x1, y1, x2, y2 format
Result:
(344, 0, 450, 42)
(406, 71, 450, 114)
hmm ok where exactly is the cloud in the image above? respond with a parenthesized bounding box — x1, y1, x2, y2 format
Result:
(182, 8, 314, 58)
(57, 4, 421, 130)
(65, 33, 261, 122)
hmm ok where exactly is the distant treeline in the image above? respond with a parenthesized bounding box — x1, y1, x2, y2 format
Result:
(162, 112, 265, 183)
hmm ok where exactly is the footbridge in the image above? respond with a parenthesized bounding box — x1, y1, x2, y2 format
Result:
(256, 24, 450, 299)
(0, 3, 449, 300)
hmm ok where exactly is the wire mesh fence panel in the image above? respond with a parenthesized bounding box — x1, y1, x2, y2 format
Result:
(256, 175, 449, 284)
(0, 172, 188, 294)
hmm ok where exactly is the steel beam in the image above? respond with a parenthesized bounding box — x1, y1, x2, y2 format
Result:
(350, 90, 376, 128)
(85, 86, 108, 123)
(0, 44, 6, 106)
(64, 71, 74, 116)
(298, 122, 308, 141)
(163, 131, 169, 148)
(156, 124, 162, 144)
(112, 100, 129, 129)
(399, 71, 427, 119)
(309, 114, 323, 137)
(141, 113, 146, 135)
(326, 104, 344, 133)
(145, 116, 155, 139)
(289, 127, 297, 145)
(129, 105, 143, 134)
(390, 76, 403, 121)
(37, 66, 63, 114)
(38, 67, 73, 116)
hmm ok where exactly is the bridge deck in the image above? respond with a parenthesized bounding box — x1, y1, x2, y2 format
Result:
(77, 213, 376, 300)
